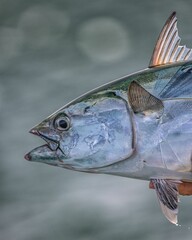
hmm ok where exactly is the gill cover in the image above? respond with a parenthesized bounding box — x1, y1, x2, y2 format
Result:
(57, 95, 135, 169)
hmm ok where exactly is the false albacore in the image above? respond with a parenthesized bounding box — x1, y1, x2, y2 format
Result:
(25, 12, 192, 225)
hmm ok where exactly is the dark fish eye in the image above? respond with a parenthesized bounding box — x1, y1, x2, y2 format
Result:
(54, 115, 70, 131)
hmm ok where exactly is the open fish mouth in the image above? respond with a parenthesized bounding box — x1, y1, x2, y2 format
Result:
(29, 128, 59, 151)
(24, 128, 66, 162)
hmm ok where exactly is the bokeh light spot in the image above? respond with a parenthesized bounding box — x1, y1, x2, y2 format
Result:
(77, 17, 131, 62)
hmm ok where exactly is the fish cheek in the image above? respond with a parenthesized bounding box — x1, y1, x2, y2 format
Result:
(58, 128, 80, 158)
(57, 114, 106, 164)
(70, 99, 134, 168)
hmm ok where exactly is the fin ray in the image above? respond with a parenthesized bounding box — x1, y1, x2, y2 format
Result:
(151, 179, 180, 224)
(149, 12, 192, 67)
(159, 65, 192, 98)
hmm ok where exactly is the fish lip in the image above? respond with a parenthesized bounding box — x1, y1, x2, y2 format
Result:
(29, 128, 60, 151)
(24, 152, 31, 161)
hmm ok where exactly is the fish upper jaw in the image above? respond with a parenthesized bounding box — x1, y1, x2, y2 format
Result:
(29, 127, 59, 151)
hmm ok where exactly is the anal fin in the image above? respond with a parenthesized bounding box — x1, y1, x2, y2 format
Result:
(150, 179, 181, 225)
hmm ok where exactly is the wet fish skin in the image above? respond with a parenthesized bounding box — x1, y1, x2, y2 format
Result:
(26, 91, 135, 170)
(26, 63, 192, 178)
(25, 12, 192, 224)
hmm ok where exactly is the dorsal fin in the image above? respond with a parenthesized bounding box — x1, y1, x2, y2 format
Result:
(149, 12, 192, 68)
(128, 81, 164, 114)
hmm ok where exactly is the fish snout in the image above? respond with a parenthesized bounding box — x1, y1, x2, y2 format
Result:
(29, 128, 40, 136)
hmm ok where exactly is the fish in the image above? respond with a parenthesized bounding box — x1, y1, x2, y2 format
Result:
(25, 12, 192, 225)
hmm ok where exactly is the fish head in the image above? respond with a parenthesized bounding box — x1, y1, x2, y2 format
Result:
(25, 91, 134, 171)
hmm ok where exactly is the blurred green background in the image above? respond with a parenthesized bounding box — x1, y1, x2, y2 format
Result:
(1, 0, 192, 239)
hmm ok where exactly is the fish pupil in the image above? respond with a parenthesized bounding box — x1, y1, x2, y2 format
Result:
(59, 119, 68, 129)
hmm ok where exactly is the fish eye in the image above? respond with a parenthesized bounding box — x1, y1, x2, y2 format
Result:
(54, 115, 70, 131)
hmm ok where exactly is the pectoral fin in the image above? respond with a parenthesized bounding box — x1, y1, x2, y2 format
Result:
(128, 81, 164, 114)
(150, 179, 180, 225)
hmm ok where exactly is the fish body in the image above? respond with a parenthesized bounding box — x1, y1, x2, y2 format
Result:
(25, 12, 192, 224)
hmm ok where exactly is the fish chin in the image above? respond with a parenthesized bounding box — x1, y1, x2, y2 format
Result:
(25, 144, 63, 166)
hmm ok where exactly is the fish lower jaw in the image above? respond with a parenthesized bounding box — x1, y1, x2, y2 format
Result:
(24, 143, 50, 161)
(24, 152, 31, 161)
(24, 144, 61, 162)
